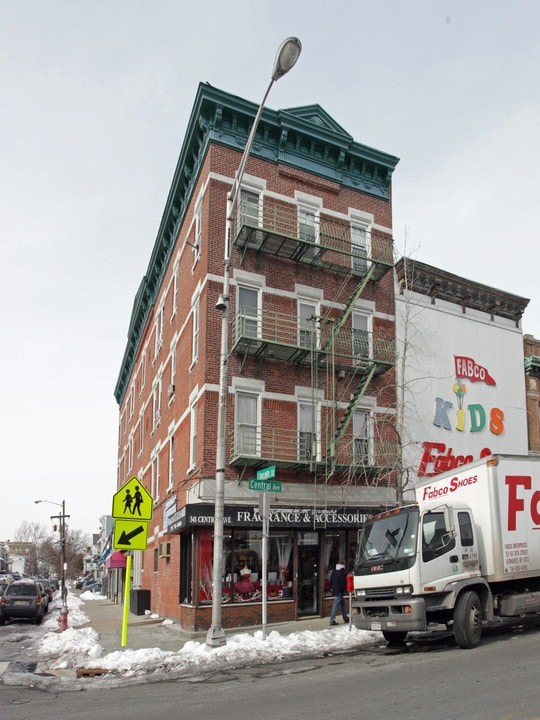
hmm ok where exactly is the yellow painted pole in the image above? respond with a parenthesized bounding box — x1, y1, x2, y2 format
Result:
(121, 553, 132, 648)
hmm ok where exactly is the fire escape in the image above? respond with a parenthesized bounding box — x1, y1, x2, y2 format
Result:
(229, 196, 398, 477)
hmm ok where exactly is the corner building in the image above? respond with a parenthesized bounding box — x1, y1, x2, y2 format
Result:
(115, 84, 400, 631)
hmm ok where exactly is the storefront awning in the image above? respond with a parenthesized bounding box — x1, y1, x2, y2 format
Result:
(106, 551, 127, 569)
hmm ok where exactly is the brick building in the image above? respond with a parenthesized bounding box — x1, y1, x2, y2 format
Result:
(524, 334, 540, 454)
(114, 84, 400, 631)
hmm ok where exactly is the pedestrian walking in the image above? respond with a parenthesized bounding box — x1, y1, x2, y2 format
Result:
(329, 559, 349, 626)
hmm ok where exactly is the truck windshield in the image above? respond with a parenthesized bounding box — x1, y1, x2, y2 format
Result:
(354, 506, 419, 573)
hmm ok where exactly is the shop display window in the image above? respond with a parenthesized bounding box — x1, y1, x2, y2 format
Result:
(198, 529, 293, 604)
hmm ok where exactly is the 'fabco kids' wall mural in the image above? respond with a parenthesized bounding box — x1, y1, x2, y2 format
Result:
(419, 355, 503, 477)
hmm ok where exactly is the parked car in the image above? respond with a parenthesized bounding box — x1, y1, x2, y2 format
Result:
(34, 581, 49, 613)
(49, 578, 59, 591)
(0, 581, 44, 625)
(39, 579, 54, 601)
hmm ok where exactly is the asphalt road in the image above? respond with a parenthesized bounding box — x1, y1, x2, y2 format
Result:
(2, 620, 540, 720)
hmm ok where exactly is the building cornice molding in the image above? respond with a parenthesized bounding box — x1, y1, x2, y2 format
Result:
(395, 257, 529, 326)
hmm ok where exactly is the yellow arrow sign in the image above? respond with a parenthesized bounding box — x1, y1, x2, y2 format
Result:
(113, 519, 149, 551)
(112, 476, 153, 521)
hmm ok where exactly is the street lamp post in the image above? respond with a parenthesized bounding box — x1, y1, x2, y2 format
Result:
(34, 499, 68, 610)
(206, 37, 302, 648)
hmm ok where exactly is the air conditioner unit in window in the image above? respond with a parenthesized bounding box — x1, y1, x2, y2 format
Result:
(167, 384, 175, 398)
(158, 542, 171, 558)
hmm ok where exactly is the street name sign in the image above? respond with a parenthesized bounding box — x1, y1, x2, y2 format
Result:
(256, 466, 276, 481)
(249, 478, 282, 493)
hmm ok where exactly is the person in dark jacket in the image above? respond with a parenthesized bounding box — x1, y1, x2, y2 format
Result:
(329, 559, 349, 625)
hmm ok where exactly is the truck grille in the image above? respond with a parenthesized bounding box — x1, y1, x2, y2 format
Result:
(364, 586, 395, 599)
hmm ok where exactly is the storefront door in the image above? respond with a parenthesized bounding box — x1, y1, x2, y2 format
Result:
(298, 535, 319, 616)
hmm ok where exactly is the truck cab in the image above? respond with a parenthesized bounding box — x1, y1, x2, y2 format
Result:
(352, 503, 487, 648)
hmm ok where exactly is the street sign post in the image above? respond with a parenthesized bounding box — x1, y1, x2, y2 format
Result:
(111, 477, 154, 646)
(251, 467, 279, 641)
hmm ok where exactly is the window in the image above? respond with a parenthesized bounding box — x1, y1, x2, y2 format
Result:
(128, 386, 134, 420)
(237, 285, 259, 339)
(189, 400, 197, 468)
(352, 312, 370, 361)
(351, 224, 369, 273)
(353, 410, 371, 464)
(154, 304, 164, 359)
(172, 263, 179, 318)
(216, 530, 294, 605)
(138, 410, 144, 456)
(192, 298, 200, 362)
(140, 352, 146, 394)
(239, 189, 260, 227)
(151, 451, 160, 502)
(168, 435, 174, 490)
(195, 202, 202, 254)
(458, 512, 474, 546)
(128, 432, 134, 471)
(298, 301, 317, 349)
(298, 206, 317, 243)
(422, 512, 455, 562)
(170, 341, 176, 393)
(152, 376, 162, 432)
(298, 401, 316, 461)
(236, 391, 259, 456)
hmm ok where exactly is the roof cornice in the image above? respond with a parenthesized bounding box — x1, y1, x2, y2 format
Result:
(395, 257, 529, 326)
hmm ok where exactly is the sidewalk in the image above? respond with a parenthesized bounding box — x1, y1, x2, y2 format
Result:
(76, 594, 335, 655)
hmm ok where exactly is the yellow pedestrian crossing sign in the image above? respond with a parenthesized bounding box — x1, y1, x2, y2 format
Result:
(112, 477, 153, 521)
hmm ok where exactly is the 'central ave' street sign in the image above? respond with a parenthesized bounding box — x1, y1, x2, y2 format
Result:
(249, 478, 282, 493)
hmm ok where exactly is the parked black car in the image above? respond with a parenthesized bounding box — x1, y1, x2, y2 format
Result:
(0, 581, 44, 625)
(39, 579, 54, 602)
(34, 581, 50, 613)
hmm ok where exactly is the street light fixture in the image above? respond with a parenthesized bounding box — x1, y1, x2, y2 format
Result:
(34, 499, 68, 610)
(207, 37, 302, 648)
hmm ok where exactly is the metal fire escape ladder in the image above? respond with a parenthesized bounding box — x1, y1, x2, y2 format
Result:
(321, 264, 377, 464)
(332, 365, 376, 448)
(328, 264, 375, 338)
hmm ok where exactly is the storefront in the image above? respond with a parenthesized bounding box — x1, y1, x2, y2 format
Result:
(168, 503, 375, 630)
(105, 550, 127, 604)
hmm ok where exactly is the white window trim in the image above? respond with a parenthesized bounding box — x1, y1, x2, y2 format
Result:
(188, 389, 198, 472)
(237, 283, 262, 341)
(234, 389, 262, 458)
(297, 298, 320, 350)
(352, 309, 373, 362)
(171, 262, 179, 320)
(353, 408, 373, 465)
(167, 434, 174, 492)
(150, 447, 161, 504)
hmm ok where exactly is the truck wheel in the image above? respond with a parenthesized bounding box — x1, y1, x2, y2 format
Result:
(454, 590, 482, 649)
(382, 630, 408, 645)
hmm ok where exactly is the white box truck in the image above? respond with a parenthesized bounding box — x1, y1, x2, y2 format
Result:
(351, 454, 540, 648)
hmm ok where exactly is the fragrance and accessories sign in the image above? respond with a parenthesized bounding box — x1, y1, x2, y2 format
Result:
(167, 503, 376, 533)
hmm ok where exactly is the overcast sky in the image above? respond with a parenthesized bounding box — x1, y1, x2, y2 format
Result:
(2, 1, 539, 543)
